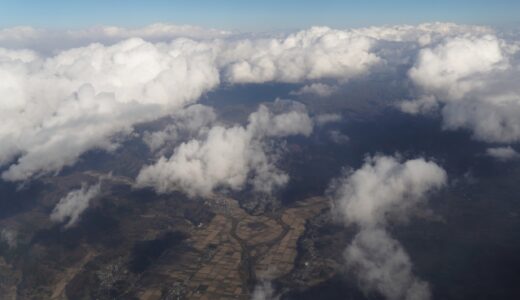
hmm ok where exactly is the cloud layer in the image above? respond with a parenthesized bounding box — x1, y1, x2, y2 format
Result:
(220, 26, 380, 83)
(0, 24, 387, 182)
(0, 38, 223, 181)
(0, 24, 230, 54)
(331, 155, 447, 300)
(1, 22, 518, 184)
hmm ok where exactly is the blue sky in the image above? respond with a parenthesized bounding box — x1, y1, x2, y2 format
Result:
(1, 0, 519, 30)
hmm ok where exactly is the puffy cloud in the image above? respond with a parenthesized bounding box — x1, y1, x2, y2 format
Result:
(0, 38, 220, 181)
(290, 83, 338, 97)
(220, 23, 496, 86)
(0, 24, 230, 54)
(352, 22, 492, 45)
(0, 22, 492, 54)
(0, 47, 38, 62)
(220, 26, 381, 83)
(3, 22, 513, 182)
(440, 95, 520, 143)
(332, 156, 447, 227)
(136, 102, 313, 197)
(330, 155, 446, 300)
(247, 100, 314, 138)
(345, 228, 431, 300)
(50, 182, 101, 228)
(0, 24, 390, 182)
(404, 32, 520, 143)
(137, 126, 253, 196)
(486, 146, 520, 161)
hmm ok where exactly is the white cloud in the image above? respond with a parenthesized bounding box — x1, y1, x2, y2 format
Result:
(137, 125, 253, 196)
(409, 34, 508, 99)
(136, 102, 313, 197)
(220, 26, 381, 83)
(332, 155, 447, 227)
(486, 146, 520, 161)
(290, 83, 338, 97)
(73, 23, 231, 41)
(441, 95, 520, 143)
(330, 155, 446, 300)
(50, 182, 101, 228)
(404, 32, 520, 143)
(219, 23, 493, 86)
(2, 22, 515, 182)
(0, 22, 492, 54)
(0, 38, 220, 181)
(0, 24, 387, 182)
(345, 228, 432, 300)
(247, 100, 314, 138)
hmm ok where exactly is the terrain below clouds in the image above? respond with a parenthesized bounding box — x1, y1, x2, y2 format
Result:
(1, 21, 520, 300)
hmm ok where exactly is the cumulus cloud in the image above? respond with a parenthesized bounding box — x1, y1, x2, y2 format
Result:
(409, 34, 509, 99)
(0, 38, 220, 181)
(441, 95, 520, 143)
(219, 26, 381, 83)
(345, 228, 432, 300)
(486, 146, 520, 161)
(290, 83, 338, 97)
(332, 155, 447, 227)
(3, 22, 514, 182)
(1, 22, 492, 54)
(330, 155, 447, 300)
(50, 182, 101, 228)
(136, 102, 313, 197)
(220, 23, 496, 86)
(352, 22, 493, 45)
(0, 24, 392, 182)
(403, 31, 520, 143)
